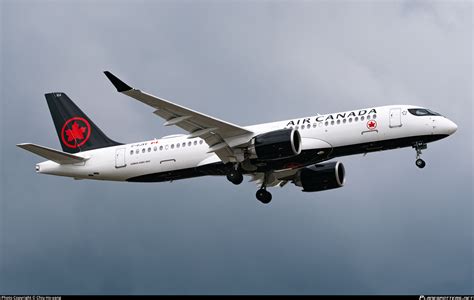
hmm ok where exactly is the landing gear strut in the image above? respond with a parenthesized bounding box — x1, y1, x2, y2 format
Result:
(413, 142, 427, 169)
(226, 164, 243, 185)
(256, 172, 272, 204)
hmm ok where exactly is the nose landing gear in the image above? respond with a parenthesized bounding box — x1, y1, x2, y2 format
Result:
(416, 158, 426, 168)
(413, 142, 427, 169)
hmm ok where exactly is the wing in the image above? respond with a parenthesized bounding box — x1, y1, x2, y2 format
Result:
(104, 71, 253, 163)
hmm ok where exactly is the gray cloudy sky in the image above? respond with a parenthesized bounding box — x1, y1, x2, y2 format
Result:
(1, 0, 472, 295)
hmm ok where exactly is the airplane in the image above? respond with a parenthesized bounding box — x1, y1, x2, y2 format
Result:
(17, 71, 458, 204)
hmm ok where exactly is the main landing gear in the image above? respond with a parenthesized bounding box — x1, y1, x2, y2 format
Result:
(226, 164, 243, 185)
(413, 142, 427, 169)
(225, 164, 273, 204)
(256, 188, 272, 204)
(256, 172, 272, 204)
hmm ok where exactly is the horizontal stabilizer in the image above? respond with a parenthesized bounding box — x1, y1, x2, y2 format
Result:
(17, 143, 87, 164)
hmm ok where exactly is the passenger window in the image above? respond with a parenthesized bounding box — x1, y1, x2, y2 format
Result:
(373, 114, 377, 119)
(142, 148, 145, 153)
(136, 149, 139, 154)
(182, 142, 186, 147)
(148, 147, 151, 152)
(324, 121, 328, 126)
(159, 145, 163, 151)
(306, 124, 310, 129)
(154, 146, 157, 151)
(130, 150, 133, 155)
(337, 120, 341, 125)
(313, 123, 317, 128)
(171, 144, 175, 149)
(367, 115, 371, 120)
(165, 145, 169, 150)
(331, 120, 334, 125)
(355, 117, 359, 122)
(349, 118, 352, 123)
(188, 141, 192, 146)
(194, 140, 197, 146)
(343, 119, 347, 124)
(361, 116, 365, 121)
(177, 143, 180, 148)
(199, 140, 203, 144)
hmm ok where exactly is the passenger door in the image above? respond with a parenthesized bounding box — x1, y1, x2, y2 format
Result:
(115, 148, 126, 168)
(389, 108, 402, 128)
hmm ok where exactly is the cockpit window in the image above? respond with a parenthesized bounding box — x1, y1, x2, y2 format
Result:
(408, 108, 441, 117)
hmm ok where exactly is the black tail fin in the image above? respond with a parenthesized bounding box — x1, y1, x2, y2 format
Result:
(45, 93, 121, 153)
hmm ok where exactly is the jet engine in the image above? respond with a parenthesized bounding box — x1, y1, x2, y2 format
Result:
(294, 161, 345, 192)
(248, 128, 301, 160)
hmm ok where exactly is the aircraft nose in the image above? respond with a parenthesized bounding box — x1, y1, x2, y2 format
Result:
(445, 119, 457, 135)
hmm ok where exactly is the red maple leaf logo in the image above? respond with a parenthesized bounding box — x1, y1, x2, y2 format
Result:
(367, 120, 377, 129)
(61, 117, 91, 148)
(65, 121, 87, 142)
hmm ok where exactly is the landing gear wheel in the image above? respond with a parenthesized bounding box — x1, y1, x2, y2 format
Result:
(416, 158, 426, 169)
(413, 142, 427, 169)
(226, 171, 243, 185)
(256, 189, 272, 204)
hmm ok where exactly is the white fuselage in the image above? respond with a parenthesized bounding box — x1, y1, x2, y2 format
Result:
(35, 105, 457, 181)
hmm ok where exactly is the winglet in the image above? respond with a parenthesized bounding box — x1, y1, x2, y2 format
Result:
(104, 71, 133, 92)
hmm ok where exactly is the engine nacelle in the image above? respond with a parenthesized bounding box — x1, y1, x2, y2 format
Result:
(249, 128, 301, 160)
(295, 161, 345, 192)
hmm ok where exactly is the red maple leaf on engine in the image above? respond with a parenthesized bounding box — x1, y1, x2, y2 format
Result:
(65, 121, 87, 142)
